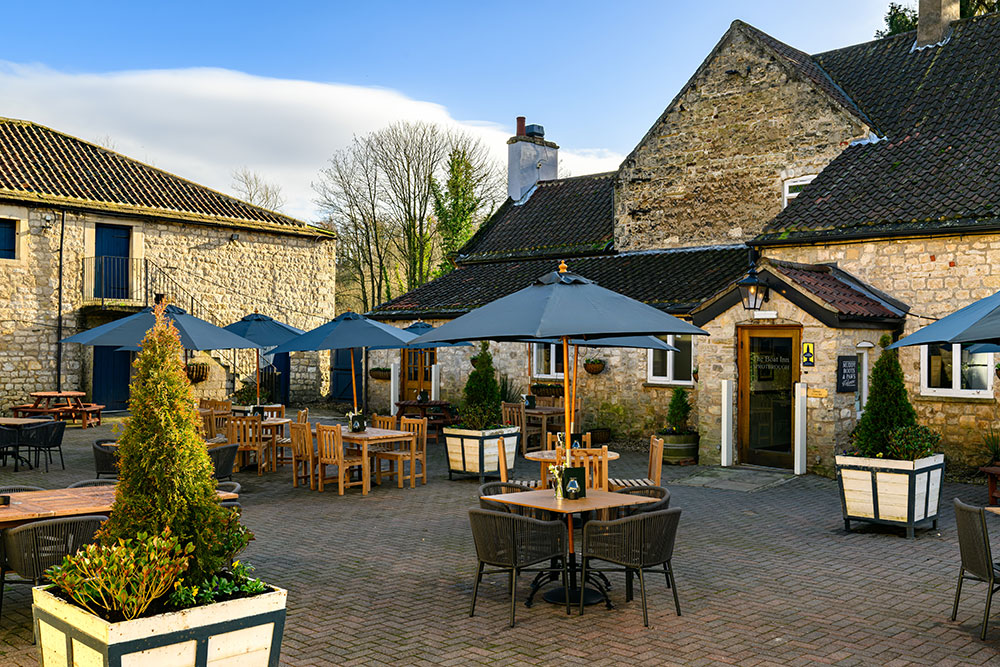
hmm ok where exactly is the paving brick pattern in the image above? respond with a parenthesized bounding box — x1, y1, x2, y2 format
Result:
(2, 418, 1000, 665)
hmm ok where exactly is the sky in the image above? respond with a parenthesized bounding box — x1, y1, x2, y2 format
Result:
(0, 1, 892, 220)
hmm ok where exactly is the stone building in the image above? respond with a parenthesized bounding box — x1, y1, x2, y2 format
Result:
(372, 1, 999, 475)
(0, 117, 337, 412)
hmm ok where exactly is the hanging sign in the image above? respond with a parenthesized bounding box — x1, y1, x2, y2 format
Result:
(802, 342, 815, 367)
(837, 355, 858, 393)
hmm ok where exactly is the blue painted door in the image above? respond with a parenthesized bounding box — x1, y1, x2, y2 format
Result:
(93, 345, 132, 411)
(331, 349, 363, 402)
(95, 224, 131, 299)
(272, 352, 291, 404)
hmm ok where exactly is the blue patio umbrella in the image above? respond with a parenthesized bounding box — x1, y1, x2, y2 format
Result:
(270, 311, 417, 411)
(410, 263, 707, 442)
(888, 290, 1000, 349)
(403, 321, 473, 348)
(62, 305, 261, 352)
(224, 313, 306, 405)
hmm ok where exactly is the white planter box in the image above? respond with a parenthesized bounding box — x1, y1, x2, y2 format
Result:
(444, 426, 521, 483)
(835, 453, 944, 539)
(32, 584, 286, 667)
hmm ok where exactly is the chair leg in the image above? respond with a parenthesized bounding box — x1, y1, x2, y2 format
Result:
(666, 560, 681, 616)
(317, 463, 325, 492)
(509, 568, 519, 628)
(470, 562, 484, 617)
(58, 446, 64, 470)
(579, 558, 588, 617)
(562, 558, 570, 616)
(626, 568, 634, 602)
(951, 568, 965, 621)
(638, 567, 649, 627)
(0, 567, 5, 619)
(981, 584, 994, 641)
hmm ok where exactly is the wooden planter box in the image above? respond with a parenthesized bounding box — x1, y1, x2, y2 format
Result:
(443, 426, 520, 484)
(369, 368, 391, 381)
(584, 361, 605, 375)
(836, 453, 944, 539)
(662, 433, 699, 464)
(33, 585, 286, 667)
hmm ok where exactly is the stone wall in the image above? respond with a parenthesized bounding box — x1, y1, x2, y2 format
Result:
(0, 202, 335, 412)
(763, 232, 1000, 467)
(614, 23, 868, 251)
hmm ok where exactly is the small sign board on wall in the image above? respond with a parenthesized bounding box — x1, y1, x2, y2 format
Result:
(802, 342, 815, 367)
(837, 355, 858, 393)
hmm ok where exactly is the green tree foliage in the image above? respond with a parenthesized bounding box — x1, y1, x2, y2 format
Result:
(99, 302, 251, 583)
(432, 148, 483, 278)
(461, 341, 502, 430)
(877, 0, 999, 38)
(665, 387, 693, 434)
(851, 334, 917, 457)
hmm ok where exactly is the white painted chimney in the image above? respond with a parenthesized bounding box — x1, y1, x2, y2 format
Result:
(507, 116, 558, 202)
(917, 0, 959, 47)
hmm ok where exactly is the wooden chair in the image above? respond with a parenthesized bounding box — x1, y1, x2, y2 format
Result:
(256, 405, 290, 468)
(375, 416, 427, 488)
(609, 436, 664, 490)
(503, 402, 542, 455)
(568, 446, 609, 491)
(289, 422, 316, 490)
(546, 432, 592, 451)
(199, 398, 212, 409)
(229, 415, 267, 476)
(498, 439, 543, 489)
(316, 423, 368, 495)
(297, 408, 309, 423)
(371, 413, 396, 430)
(201, 411, 227, 445)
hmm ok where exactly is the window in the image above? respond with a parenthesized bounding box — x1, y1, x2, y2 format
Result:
(855, 343, 873, 416)
(533, 342, 565, 378)
(647, 335, 693, 385)
(921, 343, 993, 398)
(783, 175, 816, 208)
(0, 220, 15, 260)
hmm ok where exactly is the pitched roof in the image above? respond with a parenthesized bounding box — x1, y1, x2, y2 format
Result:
(369, 245, 749, 320)
(0, 117, 324, 235)
(758, 13, 1000, 244)
(769, 261, 905, 319)
(457, 172, 615, 262)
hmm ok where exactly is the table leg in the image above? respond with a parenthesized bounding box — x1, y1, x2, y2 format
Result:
(539, 461, 548, 489)
(362, 444, 370, 495)
(541, 513, 604, 606)
(990, 473, 998, 506)
(409, 435, 416, 489)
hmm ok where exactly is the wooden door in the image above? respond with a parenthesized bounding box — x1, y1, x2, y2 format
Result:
(738, 326, 800, 469)
(402, 349, 436, 401)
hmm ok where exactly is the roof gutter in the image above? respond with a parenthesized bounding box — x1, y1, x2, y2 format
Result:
(752, 219, 1000, 248)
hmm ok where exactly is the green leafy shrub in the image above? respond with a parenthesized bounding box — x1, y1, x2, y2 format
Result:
(587, 401, 629, 439)
(99, 302, 252, 584)
(885, 425, 940, 461)
(659, 387, 694, 435)
(460, 341, 502, 430)
(498, 373, 523, 404)
(168, 561, 267, 610)
(46, 527, 193, 622)
(233, 380, 269, 405)
(851, 334, 918, 458)
(983, 424, 1000, 464)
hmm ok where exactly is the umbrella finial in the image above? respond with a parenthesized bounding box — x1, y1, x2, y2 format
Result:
(558, 259, 568, 273)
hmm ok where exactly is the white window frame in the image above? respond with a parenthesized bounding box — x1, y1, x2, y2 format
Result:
(533, 342, 565, 379)
(646, 335, 694, 386)
(920, 343, 994, 398)
(783, 175, 817, 208)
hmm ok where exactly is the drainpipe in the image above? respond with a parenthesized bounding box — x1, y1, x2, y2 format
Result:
(55, 210, 66, 392)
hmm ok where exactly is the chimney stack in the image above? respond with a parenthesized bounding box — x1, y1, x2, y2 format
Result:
(507, 117, 559, 202)
(917, 0, 959, 47)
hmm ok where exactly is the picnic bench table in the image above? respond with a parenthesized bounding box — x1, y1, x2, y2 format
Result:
(395, 400, 456, 443)
(12, 391, 104, 428)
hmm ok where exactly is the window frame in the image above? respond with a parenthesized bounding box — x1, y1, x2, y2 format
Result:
(533, 342, 566, 380)
(782, 175, 817, 208)
(646, 335, 695, 386)
(0, 218, 18, 261)
(920, 343, 994, 399)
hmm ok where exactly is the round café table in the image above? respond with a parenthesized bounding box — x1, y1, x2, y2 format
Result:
(525, 449, 619, 489)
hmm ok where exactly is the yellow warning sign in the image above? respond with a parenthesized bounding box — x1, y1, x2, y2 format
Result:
(802, 342, 815, 367)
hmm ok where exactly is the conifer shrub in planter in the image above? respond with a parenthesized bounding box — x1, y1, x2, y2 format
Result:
(445, 342, 519, 482)
(836, 334, 944, 539)
(657, 387, 699, 464)
(33, 302, 285, 667)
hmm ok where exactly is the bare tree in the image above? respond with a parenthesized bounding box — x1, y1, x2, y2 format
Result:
(232, 167, 285, 211)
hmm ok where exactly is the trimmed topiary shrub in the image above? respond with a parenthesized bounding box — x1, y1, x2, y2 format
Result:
(851, 334, 918, 458)
(662, 387, 694, 435)
(461, 341, 502, 430)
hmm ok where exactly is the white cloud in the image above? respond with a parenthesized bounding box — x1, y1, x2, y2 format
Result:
(0, 62, 624, 220)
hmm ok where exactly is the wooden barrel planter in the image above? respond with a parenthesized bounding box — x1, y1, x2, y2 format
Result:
(584, 361, 605, 375)
(369, 368, 391, 381)
(661, 433, 699, 464)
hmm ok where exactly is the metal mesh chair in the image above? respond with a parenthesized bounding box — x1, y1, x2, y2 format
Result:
(580, 508, 682, 626)
(93, 439, 118, 478)
(0, 425, 19, 469)
(32, 420, 67, 472)
(951, 498, 1000, 639)
(468, 508, 569, 626)
(0, 485, 44, 494)
(67, 479, 117, 488)
(208, 443, 239, 482)
(217, 481, 242, 495)
(0, 515, 107, 618)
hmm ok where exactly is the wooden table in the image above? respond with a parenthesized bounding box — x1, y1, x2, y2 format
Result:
(525, 405, 566, 440)
(395, 400, 451, 418)
(0, 486, 238, 530)
(481, 489, 656, 605)
(395, 400, 454, 443)
(14, 391, 103, 428)
(525, 449, 620, 489)
(262, 417, 291, 472)
(310, 425, 417, 490)
(981, 466, 1000, 506)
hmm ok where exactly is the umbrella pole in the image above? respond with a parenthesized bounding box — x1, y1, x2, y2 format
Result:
(562, 336, 571, 451)
(350, 347, 358, 412)
(256, 349, 260, 406)
(571, 344, 579, 432)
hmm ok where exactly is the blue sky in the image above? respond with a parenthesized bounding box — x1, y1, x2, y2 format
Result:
(1, 0, 893, 218)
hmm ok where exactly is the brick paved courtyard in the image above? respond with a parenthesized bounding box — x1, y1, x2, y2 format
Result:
(2, 416, 1000, 666)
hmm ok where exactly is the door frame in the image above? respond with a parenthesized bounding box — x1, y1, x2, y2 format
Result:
(400, 349, 436, 401)
(737, 325, 801, 468)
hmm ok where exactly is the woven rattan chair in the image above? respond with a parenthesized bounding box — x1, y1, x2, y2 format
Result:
(371, 413, 396, 430)
(92, 439, 119, 478)
(17, 421, 64, 473)
(468, 508, 570, 626)
(375, 416, 427, 487)
(316, 423, 368, 495)
(591, 485, 671, 522)
(951, 498, 1000, 639)
(208, 443, 239, 482)
(67, 479, 117, 488)
(230, 415, 267, 475)
(478, 482, 555, 522)
(0, 515, 107, 618)
(289, 422, 316, 489)
(580, 508, 682, 626)
(502, 402, 541, 455)
(0, 485, 44, 494)
(216, 481, 242, 495)
(610, 436, 664, 490)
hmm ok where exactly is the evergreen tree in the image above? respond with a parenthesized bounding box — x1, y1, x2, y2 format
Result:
(99, 302, 250, 582)
(665, 387, 693, 434)
(462, 341, 502, 429)
(877, 0, 1000, 38)
(852, 334, 917, 457)
(432, 148, 484, 278)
